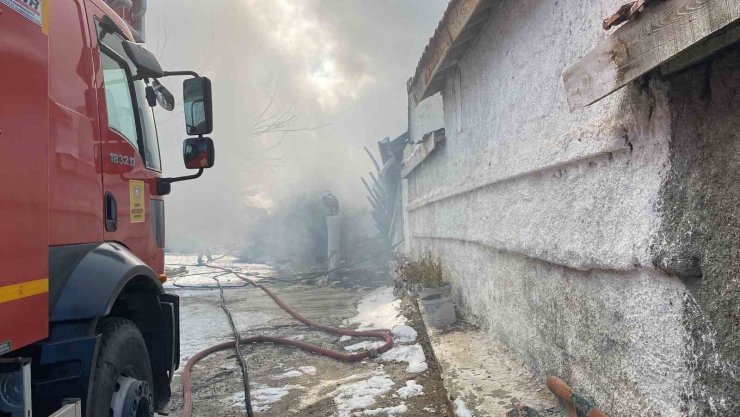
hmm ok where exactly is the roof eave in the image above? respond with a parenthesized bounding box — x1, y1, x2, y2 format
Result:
(409, 0, 493, 105)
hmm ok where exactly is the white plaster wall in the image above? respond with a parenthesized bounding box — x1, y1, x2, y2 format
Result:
(405, 0, 692, 415)
(409, 0, 673, 272)
(416, 238, 689, 416)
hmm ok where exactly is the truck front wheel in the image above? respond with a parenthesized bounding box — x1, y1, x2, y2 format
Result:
(88, 318, 155, 417)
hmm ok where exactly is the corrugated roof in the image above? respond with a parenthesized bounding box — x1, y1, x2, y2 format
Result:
(408, 0, 493, 104)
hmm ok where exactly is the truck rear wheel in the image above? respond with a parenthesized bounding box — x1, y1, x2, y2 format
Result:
(88, 318, 155, 417)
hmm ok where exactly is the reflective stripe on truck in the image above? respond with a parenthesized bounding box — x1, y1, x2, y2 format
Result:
(0, 278, 48, 304)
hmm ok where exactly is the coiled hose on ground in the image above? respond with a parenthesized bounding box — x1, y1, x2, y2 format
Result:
(180, 264, 395, 417)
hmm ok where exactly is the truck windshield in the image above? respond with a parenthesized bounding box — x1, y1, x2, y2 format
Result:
(97, 21, 162, 171)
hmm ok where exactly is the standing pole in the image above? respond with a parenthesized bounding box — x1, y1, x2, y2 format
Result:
(326, 214, 341, 281)
(322, 191, 341, 282)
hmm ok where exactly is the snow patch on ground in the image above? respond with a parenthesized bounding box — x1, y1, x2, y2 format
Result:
(359, 403, 408, 415)
(219, 362, 239, 371)
(273, 365, 319, 379)
(272, 365, 319, 379)
(380, 344, 428, 374)
(330, 373, 396, 417)
(454, 398, 473, 417)
(226, 391, 246, 408)
(391, 325, 418, 343)
(396, 380, 424, 398)
(344, 340, 386, 352)
(347, 287, 406, 330)
(164, 253, 276, 290)
(244, 384, 304, 412)
(273, 370, 303, 380)
(339, 335, 353, 342)
(345, 288, 427, 375)
(298, 366, 317, 375)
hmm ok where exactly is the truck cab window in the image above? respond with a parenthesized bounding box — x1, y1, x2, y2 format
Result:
(97, 20, 162, 171)
(101, 53, 139, 151)
(136, 81, 162, 171)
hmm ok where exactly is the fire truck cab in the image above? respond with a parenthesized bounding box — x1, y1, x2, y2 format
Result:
(0, 0, 214, 415)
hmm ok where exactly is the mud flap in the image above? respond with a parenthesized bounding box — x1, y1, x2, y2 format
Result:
(32, 335, 100, 417)
(150, 294, 180, 413)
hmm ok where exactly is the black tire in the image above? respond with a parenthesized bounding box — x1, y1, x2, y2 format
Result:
(88, 318, 155, 417)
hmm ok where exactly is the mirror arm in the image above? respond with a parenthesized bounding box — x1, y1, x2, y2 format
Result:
(156, 169, 204, 196)
(163, 70, 201, 78)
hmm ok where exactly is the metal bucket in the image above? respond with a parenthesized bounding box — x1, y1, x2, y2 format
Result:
(420, 293, 456, 327)
(418, 283, 452, 300)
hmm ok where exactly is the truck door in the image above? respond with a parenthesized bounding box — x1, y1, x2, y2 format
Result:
(86, 4, 165, 272)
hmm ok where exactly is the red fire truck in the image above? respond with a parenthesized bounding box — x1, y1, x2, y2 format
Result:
(0, 0, 215, 415)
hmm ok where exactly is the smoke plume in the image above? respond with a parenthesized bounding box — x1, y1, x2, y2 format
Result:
(145, 0, 447, 255)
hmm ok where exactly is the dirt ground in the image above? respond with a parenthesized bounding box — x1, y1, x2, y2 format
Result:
(163, 255, 452, 417)
(425, 322, 559, 416)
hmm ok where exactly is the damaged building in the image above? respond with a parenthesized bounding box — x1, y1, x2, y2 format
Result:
(400, 0, 740, 416)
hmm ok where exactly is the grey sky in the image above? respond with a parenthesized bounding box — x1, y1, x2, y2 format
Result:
(145, 0, 448, 250)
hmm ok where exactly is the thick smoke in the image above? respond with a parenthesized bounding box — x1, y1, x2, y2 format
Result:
(240, 193, 328, 265)
(145, 0, 447, 256)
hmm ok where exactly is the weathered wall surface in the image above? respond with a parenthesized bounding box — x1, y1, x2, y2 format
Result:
(404, 91, 443, 251)
(419, 238, 688, 416)
(409, 0, 673, 273)
(405, 0, 740, 415)
(654, 45, 740, 417)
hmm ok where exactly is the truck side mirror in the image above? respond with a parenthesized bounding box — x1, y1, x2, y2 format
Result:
(183, 77, 213, 136)
(156, 137, 214, 195)
(183, 137, 215, 169)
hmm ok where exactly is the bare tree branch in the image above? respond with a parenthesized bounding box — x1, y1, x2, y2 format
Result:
(261, 132, 288, 153)
(254, 76, 280, 123)
(252, 78, 330, 138)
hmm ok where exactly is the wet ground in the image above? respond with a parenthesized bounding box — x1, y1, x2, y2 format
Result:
(162, 254, 452, 417)
(424, 322, 559, 416)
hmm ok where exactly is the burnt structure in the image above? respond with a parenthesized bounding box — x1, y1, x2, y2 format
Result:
(362, 132, 408, 246)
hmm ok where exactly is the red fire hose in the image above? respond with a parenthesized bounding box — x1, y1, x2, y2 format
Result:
(181, 265, 394, 417)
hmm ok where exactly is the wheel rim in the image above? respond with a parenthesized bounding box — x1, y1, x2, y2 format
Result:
(110, 375, 153, 417)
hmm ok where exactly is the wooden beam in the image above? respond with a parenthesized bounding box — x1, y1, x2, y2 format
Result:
(455, 7, 492, 42)
(661, 20, 740, 75)
(563, 0, 740, 111)
(435, 59, 460, 78)
(410, 0, 490, 103)
(402, 129, 446, 179)
(363, 146, 381, 173)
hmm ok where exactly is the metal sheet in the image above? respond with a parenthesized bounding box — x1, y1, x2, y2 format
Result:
(49, 401, 82, 417)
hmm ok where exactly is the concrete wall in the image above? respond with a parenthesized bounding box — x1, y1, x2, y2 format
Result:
(656, 47, 740, 416)
(405, 0, 740, 415)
